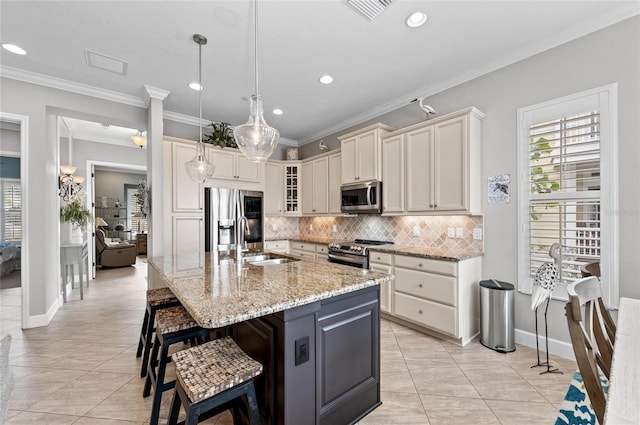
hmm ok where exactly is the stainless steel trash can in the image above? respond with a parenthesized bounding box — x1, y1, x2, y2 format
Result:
(479, 279, 515, 353)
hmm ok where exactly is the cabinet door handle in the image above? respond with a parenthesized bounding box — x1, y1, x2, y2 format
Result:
(418, 263, 423, 268)
(418, 310, 423, 315)
(418, 283, 423, 288)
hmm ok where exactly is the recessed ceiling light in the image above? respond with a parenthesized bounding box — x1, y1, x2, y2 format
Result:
(189, 82, 203, 91)
(319, 75, 334, 85)
(2, 43, 27, 55)
(273, 108, 284, 115)
(406, 11, 427, 28)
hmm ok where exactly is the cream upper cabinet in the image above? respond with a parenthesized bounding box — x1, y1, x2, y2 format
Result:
(265, 161, 284, 215)
(405, 125, 434, 212)
(382, 134, 405, 214)
(382, 107, 484, 215)
(339, 123, 394, 185)
(328, 153, 342, 214)
(302, 157, 328, 214)
(433, 116, 468, 211)
(171, 142, 202, 212)
(208, 147, 261, 182)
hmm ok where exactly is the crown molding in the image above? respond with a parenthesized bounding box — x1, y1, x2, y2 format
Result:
(162, 110, 206, 126)
(278, 137, 298, 147)
(0, 65, 146, 108)
(143, 85, 170, 106)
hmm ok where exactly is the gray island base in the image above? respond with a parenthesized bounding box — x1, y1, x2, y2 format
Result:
(147, 251, 391, 425)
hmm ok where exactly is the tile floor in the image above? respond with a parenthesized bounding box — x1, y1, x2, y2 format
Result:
(0, 258, 576, 424)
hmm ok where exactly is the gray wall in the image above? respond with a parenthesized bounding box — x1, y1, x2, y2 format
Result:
(94, 170, 146, 203)
(72, 138, 147, 182)
(0, 77, 148, 319)
(0, 127, 20, 153)
(301, 16, 640, 343)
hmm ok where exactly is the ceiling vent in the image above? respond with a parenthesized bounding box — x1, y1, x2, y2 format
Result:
(84, 49, 128, 75)
(346, 0, 396, 21)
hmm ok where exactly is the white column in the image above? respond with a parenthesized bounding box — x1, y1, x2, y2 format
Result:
(143, 85, 170, 258)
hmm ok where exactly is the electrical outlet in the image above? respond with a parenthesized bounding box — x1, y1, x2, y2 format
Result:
(309, 224, 313, 232)
(332, 224, 337, 233)
(456, 228, 464, 239)
(271, 224, 277, 232)
(447, 227, 455, 238)
(413, 225, 420, 237)
(473, 227, 483, 240)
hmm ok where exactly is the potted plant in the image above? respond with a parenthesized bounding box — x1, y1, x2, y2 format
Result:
(204, 121, 237, 148)
(60, 196, 92, 243)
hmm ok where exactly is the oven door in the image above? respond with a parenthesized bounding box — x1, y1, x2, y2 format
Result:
(328, 252, 367, 268)
(341, 181, 382, 214)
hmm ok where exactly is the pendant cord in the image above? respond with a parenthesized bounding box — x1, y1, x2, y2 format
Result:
(198, 40, 203, 145)
(254, 0, 259, 94)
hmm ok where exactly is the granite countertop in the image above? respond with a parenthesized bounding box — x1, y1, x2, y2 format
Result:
(147, 251, 390, 329)
(265, 237, 483, 261)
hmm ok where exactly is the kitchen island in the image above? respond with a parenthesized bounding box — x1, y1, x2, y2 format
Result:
(147, 251, 391, 425)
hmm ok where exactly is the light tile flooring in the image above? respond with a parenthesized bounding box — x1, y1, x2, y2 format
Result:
(0, 258, 576, 424)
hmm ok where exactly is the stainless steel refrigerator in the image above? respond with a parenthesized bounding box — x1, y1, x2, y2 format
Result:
(204, 188, 264, 252)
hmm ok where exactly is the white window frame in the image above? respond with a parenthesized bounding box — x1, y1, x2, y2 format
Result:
(517, 83, 619, 309)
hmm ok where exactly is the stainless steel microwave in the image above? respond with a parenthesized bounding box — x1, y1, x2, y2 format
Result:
(341, 181, 382, 214)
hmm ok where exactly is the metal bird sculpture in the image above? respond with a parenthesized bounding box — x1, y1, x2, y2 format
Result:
(411, 97, 437, 120)
(531, 243, 562, 374)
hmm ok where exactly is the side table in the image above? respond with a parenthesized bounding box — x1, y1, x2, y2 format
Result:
(136, 233, 148, 255)
(60, 241, 89, 302)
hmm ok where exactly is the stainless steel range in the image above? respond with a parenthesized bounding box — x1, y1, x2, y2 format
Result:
(328, 239, 393, 269)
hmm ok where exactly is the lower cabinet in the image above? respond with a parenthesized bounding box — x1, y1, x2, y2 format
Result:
(374, 251, 482, 345)
(290, 241, 320, 260)
(369, 252, 393, 314)
(264, 239, 289, 253)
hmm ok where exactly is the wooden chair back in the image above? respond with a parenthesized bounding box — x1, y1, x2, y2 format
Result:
(565, 276, 616, 424)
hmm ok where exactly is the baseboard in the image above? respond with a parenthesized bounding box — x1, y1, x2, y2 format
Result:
(515, 328, 575, 360)
(23, 298, 59, 328)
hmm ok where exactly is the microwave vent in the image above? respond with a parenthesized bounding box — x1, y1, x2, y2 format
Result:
(345, 0, 396, 21)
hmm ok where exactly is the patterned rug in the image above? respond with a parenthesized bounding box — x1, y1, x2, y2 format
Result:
(555, 371, 608, 425)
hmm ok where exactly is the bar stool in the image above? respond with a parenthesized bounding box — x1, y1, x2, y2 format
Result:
(143, 305, 210, 425)
(167, 337, 263, 425)
(136, 287, 181, 378)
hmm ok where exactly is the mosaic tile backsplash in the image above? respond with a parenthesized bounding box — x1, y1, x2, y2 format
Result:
(265, 215, 484, 252)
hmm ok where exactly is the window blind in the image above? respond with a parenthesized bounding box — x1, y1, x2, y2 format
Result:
(528, 111, 600, 284)
(1, 179, 22, 241)
(127, 187, 148, 234)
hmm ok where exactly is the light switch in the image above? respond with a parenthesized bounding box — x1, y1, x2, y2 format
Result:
(456, 228, 464, 238)
(271, 224, 277, 232)
(309, 224, 313, 232)
(332, 224, 337, 233)
(413, 225, 420, 237)
(473, 228, 483, 240)
(447, 228, 455, 238)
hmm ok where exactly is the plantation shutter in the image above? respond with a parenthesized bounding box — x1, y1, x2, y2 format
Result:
(1, 179, 22, 241)
(126, 187, 148, 234)
(528, 111, 600, 284)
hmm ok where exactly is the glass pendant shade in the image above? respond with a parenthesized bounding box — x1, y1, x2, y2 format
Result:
(185, 141, 215, 183)
(131, 130, 147, 148)
(234, 94, 280, 162)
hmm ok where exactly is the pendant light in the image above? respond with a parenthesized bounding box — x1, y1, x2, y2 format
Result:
(131, 130, 147, 148)
(233, 0, 280, 162)
(185, 34, 215, 183)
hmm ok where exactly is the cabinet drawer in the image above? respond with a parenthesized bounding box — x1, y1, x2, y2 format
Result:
(369, 251, 392, 265)
(394, 292, 456, 336)
(265, 240, 289, 252)
(316, 244, 329, 255)
(395, 267, 456, 306)
(290, 242, 315, 253)
(395, 255, 457, 276)
(316, 253, 328, 262)
(291, 249, 315, 259)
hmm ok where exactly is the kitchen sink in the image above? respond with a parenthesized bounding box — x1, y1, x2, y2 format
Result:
(242, 254, 272, 263)
(248, 258, 299, 266)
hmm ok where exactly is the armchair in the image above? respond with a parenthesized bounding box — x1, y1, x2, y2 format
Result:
(96, 229, 137, 268)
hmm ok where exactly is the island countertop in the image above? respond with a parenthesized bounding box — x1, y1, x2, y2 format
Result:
(147, 251, 391, 329)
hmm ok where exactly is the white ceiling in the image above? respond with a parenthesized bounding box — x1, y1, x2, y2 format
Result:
(1, 1, 638, 146)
